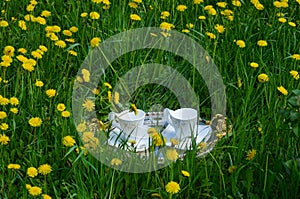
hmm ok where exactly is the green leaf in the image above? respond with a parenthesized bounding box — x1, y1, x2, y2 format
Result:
(288, 96, 298, 107)
(290, 111, 300, 121)
(292, 90, 300, 96)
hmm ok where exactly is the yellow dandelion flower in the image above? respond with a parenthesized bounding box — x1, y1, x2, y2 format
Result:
(28, 186, 42, 196)
(52, 25, 61, 32)
(257, 73, 269, 83)
(31, 51, 42, 59)
(81, 12, 88, 17)
(55, 40, 67, 48)
(38, 164, 52, 175)
(250, 62, 259, 68)
(10, 108, 18, 114)
(114, 92, 120, 104)
(2, 55, 13, 63)
(93, 88, 99, 95)
(257, 40, 268, 47)
(255, 3, 264, 10)
(215, 24, 225, 33)
(26, 184, 31, 190)
(15, 55, 26, 63)
(128, 2, 138, 8)
(147, 127, 158, 136)
(160, 22, 175, 31)
(170, 138, 179, 146)
(82, 69, 90, 82)
(198, 15, 206, 20)
(35, 17, 46, 25)
(22, 58, 36, 72)
(181, 170, 190, 177)
(65, 38, 75, 43)
(104, 82, 112, 89)
(92, 0, 102, 3)
(206, 32, 216, 39)
(69, 26, 78, 33)
(246, 149, 256, 160)
(130, 14, 141, 21)
(8, 164, 21, 170)
(236, 40, 245, 48)
(160, 11, 170, 19)
(27, 167, 38, 178)
(35, 80, 44, 87)
(182, 29, 190, 33)
(130, 103, 138, 115)
(4, 46, 15, 57)
(176, 5, 187, 12)
(221, 9, 233, 16)
(18, 48, 27, 54)
(232, 0, 241, 7)
(63, 30, 72, 36)
(289, 70, 299, 80)
(278, 17, 287, 23)
(288, 22, 296, 27)
(26, 4, 35, 12)
(46, 89, 56, 98)
(18, 20, 27, 30)
(277, 86, 288, 95)
(42, 194, 52, 199)
(0, 95, 9, 105)
(0, 20, 9, 27)
(62, 135, 76, 147)
(82, 99, 95, 112)
(0, 123, 9, 130)
(207, 8, 217, 15)
(9, 97, 19, 106)
(0, 111, 7, 119)
(151, 133, 166, 147)
(292, 54, 300, 60)
(28, 117, 42, 127)
(61, 110, 71, 118)
(90, 37, 101, 47)
(68, 50, 77, 56)
(41, 10, 51, 17)
(194, 0, 204, 4)
(111, 158, 122, 166)
(76, 123, 86, 132)
(108, 91, 112, 102)
(165, 181, 180, 194)
(46, 33, 59, 41)
(166, 148, 178, 161)
(216, 2, 227, 8)
(0, 134, 10, 145)
(90, 11, 100, 20)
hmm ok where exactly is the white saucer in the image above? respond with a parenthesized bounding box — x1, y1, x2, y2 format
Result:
(107, 123, 212, 152)
(108, 125, 151, 152)
(162, 124, 212, 150)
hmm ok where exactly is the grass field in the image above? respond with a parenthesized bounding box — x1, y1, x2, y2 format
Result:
(1, 0, 300, 198)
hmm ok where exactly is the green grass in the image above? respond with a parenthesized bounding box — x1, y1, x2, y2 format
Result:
(1, 0, 300, 198)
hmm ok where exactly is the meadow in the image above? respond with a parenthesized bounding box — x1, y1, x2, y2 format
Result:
(0, 0, 300, 198)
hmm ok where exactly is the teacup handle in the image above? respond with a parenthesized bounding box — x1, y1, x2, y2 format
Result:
(163, 108, 173, 126)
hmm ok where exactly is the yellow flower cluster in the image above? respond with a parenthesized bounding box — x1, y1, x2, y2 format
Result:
(250, 0, 264, 10)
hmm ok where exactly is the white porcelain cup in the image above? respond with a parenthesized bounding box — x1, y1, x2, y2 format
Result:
(164, 108, 198, 141)
(109, 109, 146, 138)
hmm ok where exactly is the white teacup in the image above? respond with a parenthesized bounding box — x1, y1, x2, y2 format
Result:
(109, 109, 146, 138)
(164, 108, 198, 144)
